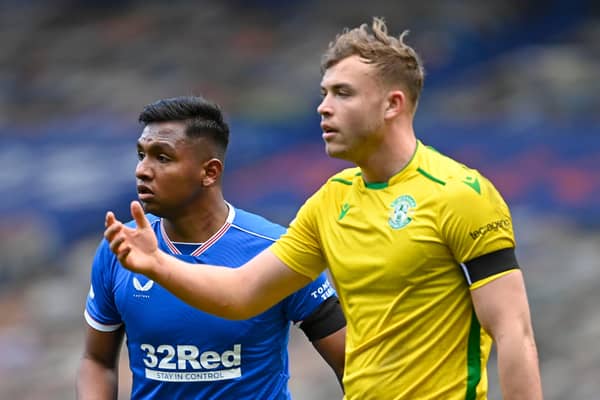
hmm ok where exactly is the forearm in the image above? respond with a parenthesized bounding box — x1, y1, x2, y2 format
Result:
(76, 358, 119, 400)
(146, 250, 306, 320)
(496, 333, 543, 400)
(107, 202, 312, 319)
(147, 251, 255, 319)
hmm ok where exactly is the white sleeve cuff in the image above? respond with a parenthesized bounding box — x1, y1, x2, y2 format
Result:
(84, 309, 123, 332)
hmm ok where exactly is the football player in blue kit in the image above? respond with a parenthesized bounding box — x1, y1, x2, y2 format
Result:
(76, 96, 346, 399)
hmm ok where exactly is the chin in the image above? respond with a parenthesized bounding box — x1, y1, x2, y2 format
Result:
(142, 202, 173, 219)
(325, 145, 351, 161)
(138, 200, 156, 215)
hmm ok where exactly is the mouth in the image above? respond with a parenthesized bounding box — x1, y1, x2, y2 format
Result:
(137, 185, 154, 200)
(321, 123, 338, 140)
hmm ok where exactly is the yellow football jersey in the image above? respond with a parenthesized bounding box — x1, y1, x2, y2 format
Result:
(271, 141, 518, 399)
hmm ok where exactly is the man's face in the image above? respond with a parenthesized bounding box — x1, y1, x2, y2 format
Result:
(317, 55, 388, 163)
(135, 121, 209, 218)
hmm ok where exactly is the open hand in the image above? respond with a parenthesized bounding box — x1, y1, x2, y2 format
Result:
(104, 201, 160, 276)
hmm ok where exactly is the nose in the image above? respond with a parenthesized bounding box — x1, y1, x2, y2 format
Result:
(135, 157, 152, 181)
(317, 95, 332, 117)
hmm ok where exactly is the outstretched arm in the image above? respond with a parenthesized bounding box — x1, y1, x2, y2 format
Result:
(471, 270, 543, 400)
(104, 201, 312, 320)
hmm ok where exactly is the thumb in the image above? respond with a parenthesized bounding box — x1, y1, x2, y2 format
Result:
(131, 201, 150, 229)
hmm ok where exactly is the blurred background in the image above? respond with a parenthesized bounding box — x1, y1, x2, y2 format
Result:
(1, 0, 599, 399)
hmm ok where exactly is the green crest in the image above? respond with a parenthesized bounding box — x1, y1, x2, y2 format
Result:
(389, 195, 416, 229)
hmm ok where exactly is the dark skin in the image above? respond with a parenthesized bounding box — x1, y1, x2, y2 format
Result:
(77, 121, 346, 398)
(133, 122, 228, 241)
(77, 326, 124, 399)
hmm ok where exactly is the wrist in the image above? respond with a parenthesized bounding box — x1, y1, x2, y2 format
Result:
(146, 249, 168, 281)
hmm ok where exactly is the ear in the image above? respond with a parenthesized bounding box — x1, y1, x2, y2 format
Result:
(383, 90, 406, 120)
(201, 158, 223, 186)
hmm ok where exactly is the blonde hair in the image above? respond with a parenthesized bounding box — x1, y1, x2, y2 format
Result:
(321, 17, 425, 108)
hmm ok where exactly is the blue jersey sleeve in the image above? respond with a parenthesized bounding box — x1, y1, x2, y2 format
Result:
(282, 272, 337, 323)
(84, 239, 122, 331)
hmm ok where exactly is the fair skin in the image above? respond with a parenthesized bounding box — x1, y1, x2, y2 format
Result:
(104, 56, 542, 399)
(319, 56, 417, 182)
(78, 121, 346, 398)
(472, 273, 543, 399)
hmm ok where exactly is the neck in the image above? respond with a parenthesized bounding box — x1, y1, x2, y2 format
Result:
(358, 124, 417, 183)
(162, 192, 229, 243)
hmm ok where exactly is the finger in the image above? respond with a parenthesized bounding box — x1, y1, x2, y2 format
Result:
(117, 247, 131, 265)
(109, 234, 126, 254)
(105, 211, 116, 228)
(104, 221, 124, 242)
(131, 201, 150, 229)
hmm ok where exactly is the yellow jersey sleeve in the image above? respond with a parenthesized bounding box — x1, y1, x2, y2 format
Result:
(440, 170, 516, 265)
(270, 186, 328, 280)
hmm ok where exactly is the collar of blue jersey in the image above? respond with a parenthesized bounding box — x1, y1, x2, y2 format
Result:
(159, 202, 236, 256)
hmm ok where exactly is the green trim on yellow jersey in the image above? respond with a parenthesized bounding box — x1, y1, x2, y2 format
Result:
(357, 140, 422, 190)
(417, 167, 447, 185)
(331, 177, 353, 185)
(466, 310, 482, 400)
(364, 181, 388, 189)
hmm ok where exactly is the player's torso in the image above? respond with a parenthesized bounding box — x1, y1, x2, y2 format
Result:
(320, 170, 470, 331)
(114, 259, 290, 399)
(319, 151, 489, 399)
(112, 215, 293, 399)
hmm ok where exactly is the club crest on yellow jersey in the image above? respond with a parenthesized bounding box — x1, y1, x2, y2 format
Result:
(389, 195, 416, 229)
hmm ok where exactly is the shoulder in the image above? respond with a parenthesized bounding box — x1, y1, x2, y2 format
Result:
(292, 167, 360, 217)
(414, 145, 511, 235)
(230, 206, 286, 241)
(415, 144, 500, 202)
(308, 166, 361, 202)
(327, 167, 361, 186)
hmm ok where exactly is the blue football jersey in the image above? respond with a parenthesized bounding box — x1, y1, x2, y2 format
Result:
(85, 204, 337, 400)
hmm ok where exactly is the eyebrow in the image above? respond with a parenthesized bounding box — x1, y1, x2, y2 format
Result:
(136, 140, 176, 153)
(321, 83, 354, 92)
